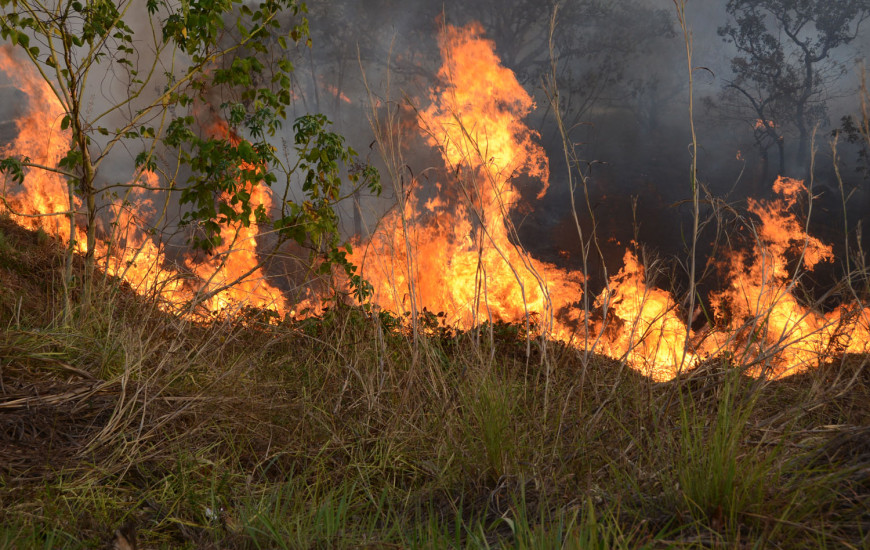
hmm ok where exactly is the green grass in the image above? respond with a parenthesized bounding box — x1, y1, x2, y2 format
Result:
(673, 372, 769, 529)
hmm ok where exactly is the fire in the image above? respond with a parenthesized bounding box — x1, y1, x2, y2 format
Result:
(345, 23, 868, 381)
(325, 84, 352, 105)
(0, 46, 77, 242)
(593, 249, 696, 382)
(755, 118, 776, 130)
(101, 170, 191, 302)
(183, 115, 288, 314)
(1, 25, 868, 382)
(347, 22, 582, 332)
(583, 176, 869, 381)
(702, 176, 863, 378)
(0, 45, 285, 317)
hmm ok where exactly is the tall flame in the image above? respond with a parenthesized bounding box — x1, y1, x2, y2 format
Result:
(702, 176, 867, 378)
(0, 46, 77, 242)
(349, 22, 583, 331)
(184, 116, 288, 313)
(348, 24, 869, 381)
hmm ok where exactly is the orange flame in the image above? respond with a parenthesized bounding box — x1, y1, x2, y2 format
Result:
(183, 115, 288, 314)
(0, 46, 77, 242)
(325, 84, 352, 105)
(0, 46, 285, 317)
(2, 27, 868, 381)
(348, 22, 582, 332)
(593, 249, 696, 381)
(702, 176, 862, 378)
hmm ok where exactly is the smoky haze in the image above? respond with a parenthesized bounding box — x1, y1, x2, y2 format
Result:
(285, 0, 870, 294)
(0, 0, 868, 298)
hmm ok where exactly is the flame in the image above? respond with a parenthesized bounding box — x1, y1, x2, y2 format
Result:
(0, 46, 285, 317)
(183, 115, 288, 314)
(0, 46, 77, 242)
(325, 84, 352, 105)
(755, 119, 776, 130)
(593, 249, 696, 382)
(2, 27, 868, 381)
(702, 176, 859, 378)
(345, 24, 868, 381)
(348, 22, 582, 332)
(101, 170, 192, 302)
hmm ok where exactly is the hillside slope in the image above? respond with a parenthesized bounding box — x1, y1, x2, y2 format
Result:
(1, 216, 869, 549)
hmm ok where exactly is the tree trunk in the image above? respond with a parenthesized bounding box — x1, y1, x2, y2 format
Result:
(759, 147, 769, 193)
(83, 158, 97, 305)
(71, 93, 97, 306)
(777, 138, 786, 179)
(63, 176, 77, 324)
(797, 129, 810, 181)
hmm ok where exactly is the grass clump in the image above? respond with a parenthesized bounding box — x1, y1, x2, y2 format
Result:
(460, 370, 519, 482)
(673, 373, 769, 529)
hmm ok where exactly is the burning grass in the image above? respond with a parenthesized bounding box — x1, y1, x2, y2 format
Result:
(2, 21, 869, 384)
(2, 11, 870, 547)
(1, 217, 870, 548)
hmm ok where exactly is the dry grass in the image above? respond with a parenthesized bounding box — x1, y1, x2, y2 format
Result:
(0, 216, 869, 549)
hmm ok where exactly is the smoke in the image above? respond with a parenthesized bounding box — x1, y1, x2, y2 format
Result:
(287, 0, 870, 293)
(1, 0, 869, 295)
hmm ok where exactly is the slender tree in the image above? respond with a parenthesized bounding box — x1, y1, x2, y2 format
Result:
(0, 0, 379, 312)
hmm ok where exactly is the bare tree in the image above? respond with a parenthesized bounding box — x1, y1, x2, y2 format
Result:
(719, 0, 870, 180)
